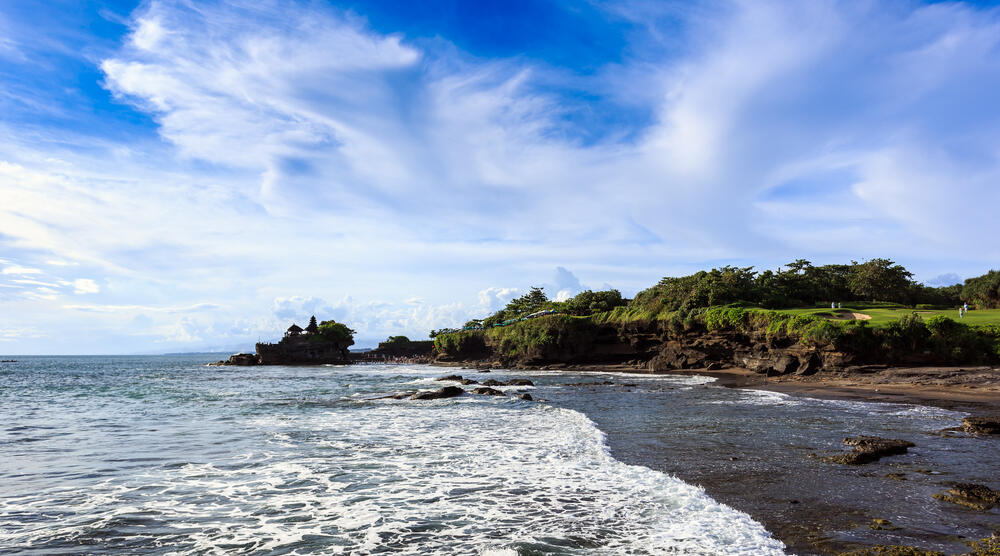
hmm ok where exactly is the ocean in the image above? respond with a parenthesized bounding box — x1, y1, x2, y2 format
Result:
(0, 356, 993, 555)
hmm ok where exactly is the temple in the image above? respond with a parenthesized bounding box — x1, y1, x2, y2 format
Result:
(216, 315, 353, 365)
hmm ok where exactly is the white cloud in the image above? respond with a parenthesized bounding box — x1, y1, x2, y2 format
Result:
(131, 16, 166, 50)
(0, 326, 44, 341)
(71, 279, 100, 294)
(2, 0, 1000, 353)
(63, 302, 220, 314)
(2, 264, 42, 275)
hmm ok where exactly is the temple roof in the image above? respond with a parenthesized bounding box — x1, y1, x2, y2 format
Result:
(287, 324, 303, 333)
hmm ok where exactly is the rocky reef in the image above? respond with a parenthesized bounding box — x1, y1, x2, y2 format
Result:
(822, 436, 916, 465)
(962, 416, 1000, 435)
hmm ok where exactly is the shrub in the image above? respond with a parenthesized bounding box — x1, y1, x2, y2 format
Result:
(881, 313, 929, 352)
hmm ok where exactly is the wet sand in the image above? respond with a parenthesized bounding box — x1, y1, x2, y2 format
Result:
(534, 363, 1000, 554)
(643, 366, 1000, 554)
(665, 365, 1000, 413)
(439, 360, 1000, 553)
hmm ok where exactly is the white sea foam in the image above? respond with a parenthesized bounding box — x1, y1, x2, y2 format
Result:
(729, 388, 967, 429)
(1, 394, 785, 554)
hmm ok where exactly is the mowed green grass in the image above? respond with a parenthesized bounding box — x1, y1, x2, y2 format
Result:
(773, 306, 1000, 327)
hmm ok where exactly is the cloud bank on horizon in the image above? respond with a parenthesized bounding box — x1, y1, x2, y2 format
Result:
(1, 0, 998, 353)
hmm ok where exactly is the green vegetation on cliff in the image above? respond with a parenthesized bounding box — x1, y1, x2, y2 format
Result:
(432, 259, 1000, 364)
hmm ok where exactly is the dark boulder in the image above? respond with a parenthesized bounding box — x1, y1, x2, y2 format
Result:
(562, 380, 615, 386)
(962, 416, 1000, 435)
(472, 387, 505, 396)
(519, 393, 533, 401)
(824, 436, 915, 465)
(225, 353, 260, 366)
(436, 375, 463, 382)
(933, 483, 1000, 511)
(505, 379, 534, 386)
(409, 386, 464, 400)
(460, 378, 479, 385)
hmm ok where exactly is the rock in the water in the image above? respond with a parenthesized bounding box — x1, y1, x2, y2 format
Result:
(409, 386, 464, 400)
(868, 518, 900, 531)
(224, 353, 260, 366)
(436, 375, 463, 382)
(460, 378, 479, 385)
(519, 393, 533, 401)
(962, 415, 1000, 435)
(824, 436, 915, 465)
(472, 387, 504, 396)
(933, 483, 1000, 511)
(505, 379, 534, 386)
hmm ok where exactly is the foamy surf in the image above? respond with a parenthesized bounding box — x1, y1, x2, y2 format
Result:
(1, 359, 788, 555)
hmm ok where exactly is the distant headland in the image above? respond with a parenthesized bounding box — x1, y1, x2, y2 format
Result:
(215, 259, 1000, 387)
(212, 316, 433, 366)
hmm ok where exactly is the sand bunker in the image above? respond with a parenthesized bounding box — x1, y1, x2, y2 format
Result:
(819, 310, 872, 321)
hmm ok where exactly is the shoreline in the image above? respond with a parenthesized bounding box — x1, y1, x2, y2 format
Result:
(454, 361, 1000, 554)
(438, 360, 1000, 413)
(657, 365, 1000, 413)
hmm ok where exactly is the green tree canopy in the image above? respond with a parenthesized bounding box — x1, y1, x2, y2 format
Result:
(962, 270, 1000, 309)
(848, 259, 913, 302)
(316, 320, 356, 346)
(562, 289, 627, 315)
(378, 335, 412, 349)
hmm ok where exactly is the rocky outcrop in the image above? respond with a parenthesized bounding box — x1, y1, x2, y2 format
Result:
(211, 353, 260, 366)
(409, 386, 464, 400)
(256, 337, 350, 365)
(824, 436, 915, 465)
(932, 483, 1000, 511)
(472, 387, 504, 396)
(962, 416, 1000, 435)
(436, 320, 866, 376)
(646, 329, 853, 376)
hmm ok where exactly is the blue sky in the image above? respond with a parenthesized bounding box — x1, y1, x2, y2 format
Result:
(2, 0, 1000, 354)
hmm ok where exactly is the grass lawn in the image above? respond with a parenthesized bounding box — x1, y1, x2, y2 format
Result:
(773, 306, 1000, 327)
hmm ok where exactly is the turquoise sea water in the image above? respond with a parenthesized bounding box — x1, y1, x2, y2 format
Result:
(0, 356, 992, 554)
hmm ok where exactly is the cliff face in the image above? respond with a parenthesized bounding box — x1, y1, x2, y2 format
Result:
(645, 329, 854, 375)
(433, 318, 938, 375)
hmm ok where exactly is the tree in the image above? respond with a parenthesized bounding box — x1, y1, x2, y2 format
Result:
(563, 289, 627, 315)
(378, 336, 412, 349)
(810, 264, 853, 303)
(848, 259, 913, 302)
(306, 315, 319, 334)
(316, 320, 356, 346)
(961, 270, 1000, 309)
(501, 287, 549, 319)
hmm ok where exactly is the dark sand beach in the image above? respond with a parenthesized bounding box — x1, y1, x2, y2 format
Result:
(542, 364, 1000, 555)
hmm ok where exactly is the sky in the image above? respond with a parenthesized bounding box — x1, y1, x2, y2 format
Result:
(1, 0, 999, 354)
